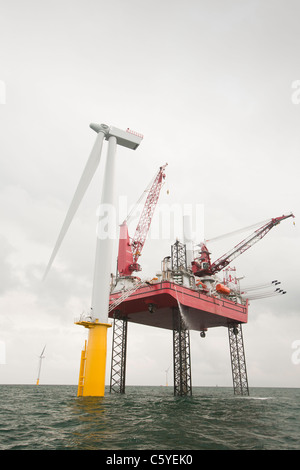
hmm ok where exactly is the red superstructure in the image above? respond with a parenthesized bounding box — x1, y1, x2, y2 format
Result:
(110, 209, 293, 332)
(109, 280, 248, 331)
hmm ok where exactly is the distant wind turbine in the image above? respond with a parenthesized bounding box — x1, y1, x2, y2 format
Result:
(165, 365, 170, 387)
(36, 345, 46, 385)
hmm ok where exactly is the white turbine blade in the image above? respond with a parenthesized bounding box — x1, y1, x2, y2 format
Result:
(43, 131, 105, 279)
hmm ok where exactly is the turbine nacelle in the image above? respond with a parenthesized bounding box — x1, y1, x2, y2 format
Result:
(90, 123, 143, 150)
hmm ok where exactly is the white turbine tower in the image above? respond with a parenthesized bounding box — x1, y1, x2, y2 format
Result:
(44, 123, 143, 396)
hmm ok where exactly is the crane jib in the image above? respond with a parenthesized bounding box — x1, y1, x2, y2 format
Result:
(192, 213, 294, 276)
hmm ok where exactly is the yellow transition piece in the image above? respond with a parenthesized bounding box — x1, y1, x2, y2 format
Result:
(76, 320, 111, 397)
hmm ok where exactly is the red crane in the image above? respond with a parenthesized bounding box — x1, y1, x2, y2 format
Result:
(117, 164, 167, 276)
(192, 213, 295, 277)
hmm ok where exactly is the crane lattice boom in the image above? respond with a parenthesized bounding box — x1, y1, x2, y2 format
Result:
(117, 164, 167, 276)
(192, 213, 294, 277)
(131, 164, 167, 263)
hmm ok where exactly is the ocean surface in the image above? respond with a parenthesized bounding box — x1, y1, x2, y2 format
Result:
(0, 385, 299, 451)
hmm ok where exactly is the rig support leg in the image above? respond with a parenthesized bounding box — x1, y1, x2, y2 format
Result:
(110, 313, 128, 394)
(228, 323, 249, 396)
(172, 308, 192, 396)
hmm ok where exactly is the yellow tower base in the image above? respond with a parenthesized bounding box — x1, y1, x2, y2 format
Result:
(75, 319, 111, 397)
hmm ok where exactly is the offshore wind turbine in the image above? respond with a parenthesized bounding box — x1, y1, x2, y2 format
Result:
(43, 123, 143, 396)
(165, 365, 170, 387)
(36, 345, 46, 385)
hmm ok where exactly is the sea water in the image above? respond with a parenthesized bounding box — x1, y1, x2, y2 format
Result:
(0, 385, 299, 451)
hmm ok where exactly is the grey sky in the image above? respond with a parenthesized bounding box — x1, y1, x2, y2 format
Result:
(0, 0, 299, 387)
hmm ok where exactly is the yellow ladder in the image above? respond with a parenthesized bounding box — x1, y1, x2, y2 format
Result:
(77, 340, 87, 396)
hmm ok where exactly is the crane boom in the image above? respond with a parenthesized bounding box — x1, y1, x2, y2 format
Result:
(131, 164, 167, 263)
(192, 213, 294, 277)
(117, 164, 167, 276)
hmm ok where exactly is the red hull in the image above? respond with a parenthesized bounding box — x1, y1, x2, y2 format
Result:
(109, 281, 248, 331)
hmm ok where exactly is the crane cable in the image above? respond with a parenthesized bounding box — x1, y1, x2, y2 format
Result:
(198, 218, 270, 246)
